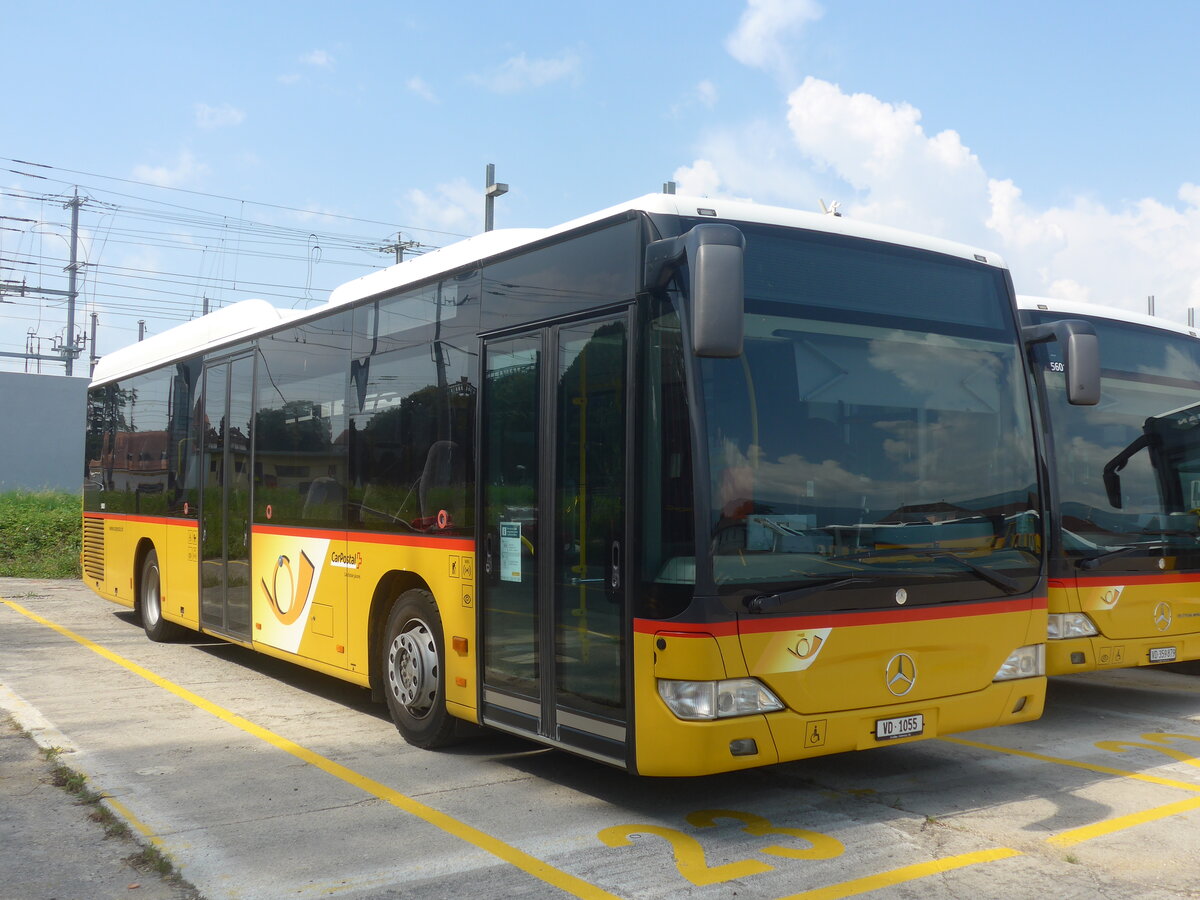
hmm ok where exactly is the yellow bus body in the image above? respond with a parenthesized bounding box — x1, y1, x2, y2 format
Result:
(1047, 576, 1200, 674)
(83, 513, 480, 720)
(633, 599, 1046, 777)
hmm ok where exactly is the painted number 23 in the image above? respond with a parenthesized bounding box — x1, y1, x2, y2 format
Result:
(598, 808, 844, 886)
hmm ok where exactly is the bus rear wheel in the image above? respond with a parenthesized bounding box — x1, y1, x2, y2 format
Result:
(139, 549, 186, 642)
(382, 589, 457, 748)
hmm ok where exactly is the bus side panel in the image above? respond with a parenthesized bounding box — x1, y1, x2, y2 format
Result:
(345, 535, 478, 720)
(250, 527, 349, 673)
(247, 528, 478, 718)
(103, 515, 166, 611)
(163, 521, 200, 629)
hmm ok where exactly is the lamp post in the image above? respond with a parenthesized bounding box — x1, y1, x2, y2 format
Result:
(484, 163, 508, 232)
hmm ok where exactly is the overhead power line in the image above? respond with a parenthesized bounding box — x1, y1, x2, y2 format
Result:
(0, 159, 453, 373)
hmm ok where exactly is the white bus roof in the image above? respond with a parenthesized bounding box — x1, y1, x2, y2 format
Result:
(1017, 295, 1200, 340)
(92, 193, 1010, 386)
(90, 299, 306, 385)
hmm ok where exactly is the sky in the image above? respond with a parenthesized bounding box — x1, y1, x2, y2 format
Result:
(4, 0, 1200, 375)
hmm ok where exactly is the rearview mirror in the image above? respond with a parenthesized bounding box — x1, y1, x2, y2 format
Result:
(1022, 319, 1101, 406)
(645, 224, 745, 358)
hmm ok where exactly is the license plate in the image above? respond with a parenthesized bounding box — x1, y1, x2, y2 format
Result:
(1149, 647, 1177, 663)
(875, 713, 924, 741)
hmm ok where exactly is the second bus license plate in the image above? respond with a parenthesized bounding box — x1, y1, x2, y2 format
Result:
(875, 713, 924, 741)
(1149, 647, 1178, 663)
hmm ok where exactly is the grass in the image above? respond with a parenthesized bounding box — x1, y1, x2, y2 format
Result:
(0, 490, 81, 578)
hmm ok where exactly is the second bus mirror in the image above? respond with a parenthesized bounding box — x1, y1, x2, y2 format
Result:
(1022, 319, 1101, 406)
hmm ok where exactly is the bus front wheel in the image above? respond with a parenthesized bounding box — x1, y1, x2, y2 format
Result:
(139, 549, 186, 642)
(382, 589, 457, 748)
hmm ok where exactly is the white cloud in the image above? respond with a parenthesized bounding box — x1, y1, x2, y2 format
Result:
(726, 0, 822, 77)
(132, 151, 209, 188)
(784, 76, 992, 242)
(697, 80, 719, 108)
(302, 49, 334, 69)
(406, 77, 437, 103)
(471, 51, 581, 94)
(680, 69, 1200, 321)
(195, 103, 246, 129)
(404, 178, 478, 233)
(674, 159, 724, 198)
(674, 118, 827, 209)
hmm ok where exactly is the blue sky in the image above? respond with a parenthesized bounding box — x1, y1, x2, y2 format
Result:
(4, 0, 1200, 373)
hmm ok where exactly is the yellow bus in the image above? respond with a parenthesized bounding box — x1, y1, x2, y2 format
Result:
(1019, 296, 1200, 674)
(82, 194, 1098, 776)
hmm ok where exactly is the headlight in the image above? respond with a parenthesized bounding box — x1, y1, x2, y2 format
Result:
(994, 644, 1045, 681)
(657, 678, 785, 720)
(1047, 612, 1099, 640)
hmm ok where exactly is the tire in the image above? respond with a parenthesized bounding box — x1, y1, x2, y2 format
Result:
(140, 549, 186, 642)
(381, 588, 457, 749)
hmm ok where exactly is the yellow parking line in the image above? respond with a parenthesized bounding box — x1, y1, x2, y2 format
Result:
(2, 600, 621, 900)
(945, 736, 1200, 847)
(775, 848, 1022, 900)
(1047, 795, 1200, 847)
(103, 795, 166, 849)
(942, 736, 1200, 793)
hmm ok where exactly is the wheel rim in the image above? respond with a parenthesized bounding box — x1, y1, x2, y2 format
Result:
(387, 618, 438, 718)
(144, 562, 161, 627)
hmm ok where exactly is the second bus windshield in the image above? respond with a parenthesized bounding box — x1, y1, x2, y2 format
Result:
(1034, 313, 1200, 565)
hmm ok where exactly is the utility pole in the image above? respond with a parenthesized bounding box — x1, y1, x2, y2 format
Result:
(0, 187, 85, 373)
(64, 187, 82, 375)
(89, 313, 98, 376)
(484, 163, 508, 232)
(382, 235, 420, 263)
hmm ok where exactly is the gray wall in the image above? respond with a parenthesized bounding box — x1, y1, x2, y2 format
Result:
(0, 372, 89, 492)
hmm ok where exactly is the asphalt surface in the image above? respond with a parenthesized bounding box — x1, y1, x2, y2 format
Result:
(1, 706, 198, 900)
(4, 577, 1200, 900)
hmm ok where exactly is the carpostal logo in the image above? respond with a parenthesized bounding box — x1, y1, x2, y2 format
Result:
(262, 551, 316, 626)
(783, 627, 832, 671)
(330, 550, 363, 570)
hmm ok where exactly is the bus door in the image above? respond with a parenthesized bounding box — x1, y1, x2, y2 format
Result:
(480, 312, 631, 765)
(199, 353, 255, 640)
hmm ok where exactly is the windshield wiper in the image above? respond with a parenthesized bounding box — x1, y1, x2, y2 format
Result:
(838, 547, 1023, 595)
(1078, 541, 1167, 570)
(745, 577, 871, 614)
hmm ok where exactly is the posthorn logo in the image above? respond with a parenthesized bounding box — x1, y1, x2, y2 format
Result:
(885, 653, 917, 696)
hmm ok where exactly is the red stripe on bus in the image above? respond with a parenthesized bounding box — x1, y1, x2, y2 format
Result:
(82, 512, 197, 528)
(252, 524, 471, 552)
(1069, 573, 1200, 587)
(634, 596, 1048, 636)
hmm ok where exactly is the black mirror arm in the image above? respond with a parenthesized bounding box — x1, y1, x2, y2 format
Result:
(1102, 433, 1154, 509)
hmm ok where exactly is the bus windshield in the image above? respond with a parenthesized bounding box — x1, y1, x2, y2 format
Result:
(694, 225, 1041, 603)
(1030, 312, 1200, 566)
